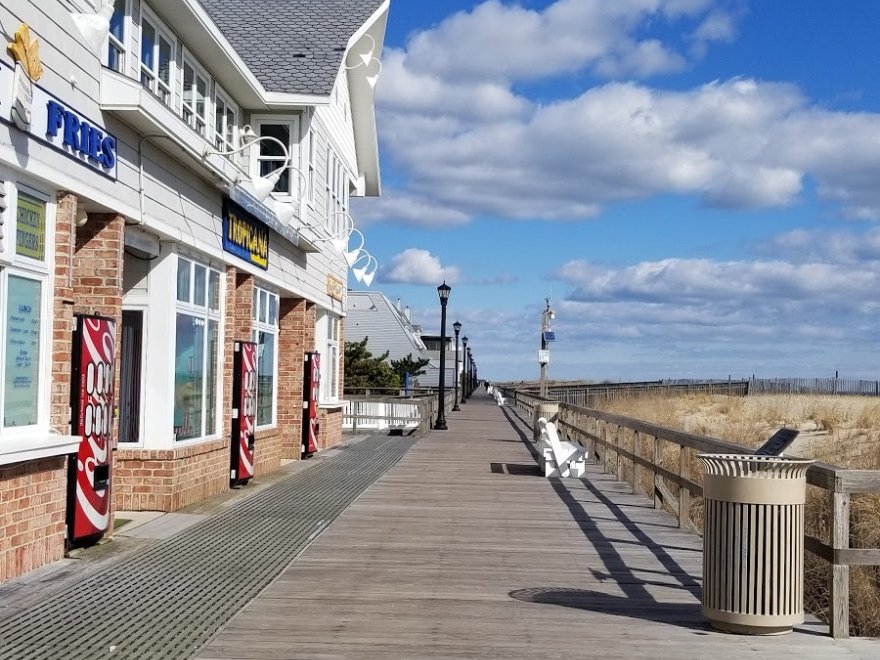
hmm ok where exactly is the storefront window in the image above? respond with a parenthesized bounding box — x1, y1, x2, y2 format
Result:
(317, 312, 340, 403)
(252, 286, 278, 427)
(174, 256, 221, 441)
(0, 189, 49, 433)
(3, 276, 42, 427)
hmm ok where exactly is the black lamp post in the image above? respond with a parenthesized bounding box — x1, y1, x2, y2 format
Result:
(461, 336, 468, 404)
(466, 347, 473, 399)
(435, 281, 451, 430)
(452, 321, 461, 412)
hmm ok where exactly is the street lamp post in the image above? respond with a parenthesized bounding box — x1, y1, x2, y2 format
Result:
(466, 347, 473, 398)
(461, 336, 468, 404)
(539, 298, 555, 398)
(452, 321, 462, 412)
(435, 282, 451, 430)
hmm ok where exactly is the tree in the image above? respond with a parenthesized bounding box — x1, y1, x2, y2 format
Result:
(390, 353, 431, 386)
(344, 338, 400, 390)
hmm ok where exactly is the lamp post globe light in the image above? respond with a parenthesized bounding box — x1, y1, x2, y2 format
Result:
(452, 321, 462, 412)
(460, 336, 468, 403)
(435, 282, 452, 430)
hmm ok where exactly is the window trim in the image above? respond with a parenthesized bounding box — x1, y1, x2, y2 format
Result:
(173, 254, 223, 443)
(317, 311, 341, 404)
(0, 179, 58, 459)
(214, 84, 239, 155)
(180, 48, 212, 139)
(251, 115, 301, 202)
(251, 285, 279, 430)
(105, 0, 131, 74)
(139, 5, 176, 106)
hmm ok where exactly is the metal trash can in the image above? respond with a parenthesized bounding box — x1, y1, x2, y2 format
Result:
(698, 454, 814, 635)
(533, 402, 559, 441)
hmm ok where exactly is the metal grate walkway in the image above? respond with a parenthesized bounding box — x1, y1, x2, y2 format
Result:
(0, 435, 413, 659)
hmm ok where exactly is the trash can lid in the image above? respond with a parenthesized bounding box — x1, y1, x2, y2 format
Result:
(698, 453, 814, 478)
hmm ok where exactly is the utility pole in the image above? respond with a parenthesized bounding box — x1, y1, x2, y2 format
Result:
(539, 298, 554, 398)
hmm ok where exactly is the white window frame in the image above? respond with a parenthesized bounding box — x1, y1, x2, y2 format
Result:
(173, 255, 222, 443)
(317, 311, 341, 404)
(251, 286, 279, 429)
(180, 49, 211, 139)
(307, 127, 316, 208)
(0, 179, 58, 464)
(214, 85, 238, 154)
(251, 116, 302, 202)
(104, 0, 130, 74)
(139, 6, 175, 106)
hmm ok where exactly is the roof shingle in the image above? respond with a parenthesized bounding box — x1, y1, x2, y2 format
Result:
(197, 0, 384, 95)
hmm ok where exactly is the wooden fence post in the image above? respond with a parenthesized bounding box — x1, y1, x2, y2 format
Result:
(831, 491, 851, 638)
(632, 431, 641, 495)
(653, 435, 662, 510)
(616, 425, 623, 482)
(678, 445, 690, 529)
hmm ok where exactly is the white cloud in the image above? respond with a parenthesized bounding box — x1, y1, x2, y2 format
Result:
(382, 248, 462, 285)
(351, 191, 470, 228)
(371, 0, 880, 225)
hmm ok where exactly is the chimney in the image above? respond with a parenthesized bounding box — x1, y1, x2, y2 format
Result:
(405, 306, 412, 322)
(396, 298, 402, 312)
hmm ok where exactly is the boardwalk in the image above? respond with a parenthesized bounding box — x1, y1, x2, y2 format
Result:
(199, 395, 874, 660)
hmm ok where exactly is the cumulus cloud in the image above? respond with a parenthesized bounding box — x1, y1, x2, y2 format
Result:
(371, 0, 880, 225)
(382, 248, 461, 285)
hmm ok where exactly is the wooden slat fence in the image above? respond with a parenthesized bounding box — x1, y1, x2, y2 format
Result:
(501, 387, 880, 639)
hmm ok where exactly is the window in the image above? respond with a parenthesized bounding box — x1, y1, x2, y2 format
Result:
(140, 11, 174, 105)
(0, 188, 49, 433)
(253, 117, 301, 199)
(181, 52, 210, 137)
(173, 256, 221, 441)
(214, 88, 238, 152)
(324, 148, 350, 233)
(252, 287, 278, 428)
(106, 0, 127, 73)
(318, 313, 341, 402)
(307, 128, 316, 206)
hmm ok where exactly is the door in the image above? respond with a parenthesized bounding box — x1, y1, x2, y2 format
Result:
(118, 309, 144, 444)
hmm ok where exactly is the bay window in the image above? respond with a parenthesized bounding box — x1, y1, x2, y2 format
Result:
(182, 52, 210, 138)
(252, 286, 278, 428)
(215, 89, 238, 153)
(174, 256, 221, 441)
(106, 0, 128, 73)
(140, 11, 174, 105)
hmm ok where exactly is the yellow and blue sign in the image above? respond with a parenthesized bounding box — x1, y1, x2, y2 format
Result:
(223, 198, 269, 269)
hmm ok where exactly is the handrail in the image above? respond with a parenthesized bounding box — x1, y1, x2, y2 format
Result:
(500, 386, 880, 638)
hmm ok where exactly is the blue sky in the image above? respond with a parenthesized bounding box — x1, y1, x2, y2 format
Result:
(349, 0, 880, 382)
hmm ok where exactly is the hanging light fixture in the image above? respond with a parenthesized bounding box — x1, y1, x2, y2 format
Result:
(351, 252, 378, 287)
(343, 227, 366, 267)
(70, 0, 114, 56)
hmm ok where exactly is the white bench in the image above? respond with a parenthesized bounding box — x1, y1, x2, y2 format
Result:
(493, 389, 506, 406)
(536, 417, 586, 478)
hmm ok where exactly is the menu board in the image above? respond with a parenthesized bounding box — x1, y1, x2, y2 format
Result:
(4, 275, 41, 426)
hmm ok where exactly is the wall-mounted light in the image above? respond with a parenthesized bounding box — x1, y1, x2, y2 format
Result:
(351, 252, 378, 287)
(204, 126, 299, 203)
(75, 206, 88, 227)
(344, 34, 382, 89)
(70, 0, 114, 56)
(343, 227, 366, 267)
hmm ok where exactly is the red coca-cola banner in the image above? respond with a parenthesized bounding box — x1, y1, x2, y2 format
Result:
(302, 352, 320, 458)
(69, 315, 116, 543)
(231, 341, 257, 485)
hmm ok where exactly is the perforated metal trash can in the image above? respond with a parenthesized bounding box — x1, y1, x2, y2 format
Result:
(533, 402, 559, 441)
(698, 454, 814, 635)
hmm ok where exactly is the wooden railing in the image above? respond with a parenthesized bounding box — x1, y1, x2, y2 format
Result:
(502, 388, 880, 638)
(342, 390, 459, 436)
(498, 380, 749, 407)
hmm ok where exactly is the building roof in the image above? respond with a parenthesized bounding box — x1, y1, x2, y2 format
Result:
(197, 0, 385, 95)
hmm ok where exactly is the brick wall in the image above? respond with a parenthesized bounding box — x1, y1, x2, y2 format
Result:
(0, 458, 67, 583)
(114, 439, 228, 511)
(278, 298, 307, 459)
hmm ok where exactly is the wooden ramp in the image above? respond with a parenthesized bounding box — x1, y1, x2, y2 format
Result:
(199, 394, 871, 659)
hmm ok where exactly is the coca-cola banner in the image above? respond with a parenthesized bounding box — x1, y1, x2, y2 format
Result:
(231, 341, 257, 485)
(69, 315, 116, 543)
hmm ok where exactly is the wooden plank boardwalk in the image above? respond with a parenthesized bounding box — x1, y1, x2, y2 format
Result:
(199, 393, 876, 660)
